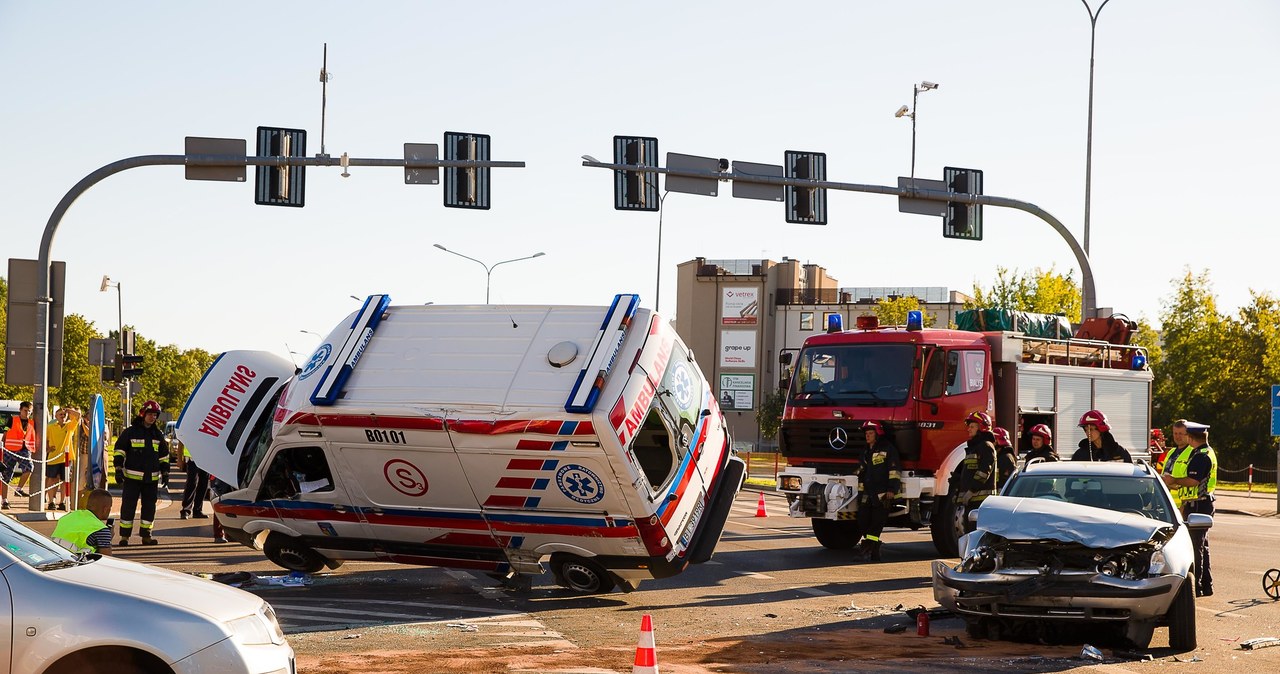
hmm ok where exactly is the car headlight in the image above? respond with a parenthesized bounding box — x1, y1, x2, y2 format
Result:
(1149, 550, 1167, 575)
(228, 603, 287, 646)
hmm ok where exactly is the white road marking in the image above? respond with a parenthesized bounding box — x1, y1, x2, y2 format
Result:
(792, 586, 834, 596)
(286, 597, 514, 615)
(737, 570, 775, 580)
(1197, 606, 1246, 619)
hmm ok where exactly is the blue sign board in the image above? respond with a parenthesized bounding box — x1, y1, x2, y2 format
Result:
(1272, 408, 1280, 437)
(1272, 384, 1280, 409)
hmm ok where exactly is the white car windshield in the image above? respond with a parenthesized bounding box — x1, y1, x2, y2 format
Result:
(0, 513, 80, 568)
(1005, 474, 1177, 524)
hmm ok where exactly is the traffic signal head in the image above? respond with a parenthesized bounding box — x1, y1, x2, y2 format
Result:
(255, 127, 307, 207)
(444, 132, 492, 210)
(612, 136, 659, 211)
(943, 166, 983, 240)
(785, 151, 827, 225)
(121, 354, 144, 379)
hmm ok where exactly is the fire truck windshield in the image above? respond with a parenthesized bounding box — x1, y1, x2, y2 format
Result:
(788, 344, 914, 407)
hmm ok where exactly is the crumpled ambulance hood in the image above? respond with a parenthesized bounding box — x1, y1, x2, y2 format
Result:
(974, 495, 1174, 549)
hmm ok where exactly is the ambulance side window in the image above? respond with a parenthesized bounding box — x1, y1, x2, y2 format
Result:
(632, 409, 675, 489)
(258, 446, 335, 500)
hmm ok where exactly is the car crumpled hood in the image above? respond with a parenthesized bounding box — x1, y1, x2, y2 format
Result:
(975, 495, 1174, 549)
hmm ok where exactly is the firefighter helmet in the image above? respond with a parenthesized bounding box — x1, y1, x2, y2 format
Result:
(992, 427, 1012, 447)
(1029, 424, 1053, 443)
(964, 411, 993, 431)
(140, 400, 161, 416)
(1078, 409, 1110, 432)
(861, 420, 885, 436)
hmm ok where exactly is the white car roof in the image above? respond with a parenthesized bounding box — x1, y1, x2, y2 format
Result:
(1021, 460, 1156, 478)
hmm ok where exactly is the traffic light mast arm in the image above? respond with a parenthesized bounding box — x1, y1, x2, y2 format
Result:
(580, 158, 1096, 320)
(32, 150, 528, 488)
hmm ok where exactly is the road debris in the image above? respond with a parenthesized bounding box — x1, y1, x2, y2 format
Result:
(1172, 654, 1203, 662)
(1113, 649, 1153, 661)
(342, 634, 362, 640)
(1240, 637, 1280, 650)
(941, 636, 966, 648)
(883, 624, 908, 634)
(1080, 644, 1104, 661)
(446, 623, 479, 633)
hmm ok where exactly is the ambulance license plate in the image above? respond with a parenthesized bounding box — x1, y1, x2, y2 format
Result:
(678, 492, 706, 549)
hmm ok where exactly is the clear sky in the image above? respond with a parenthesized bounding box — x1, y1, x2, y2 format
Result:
(3, 1, 1277, 362)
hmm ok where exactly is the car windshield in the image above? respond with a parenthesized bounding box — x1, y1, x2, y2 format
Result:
(788, 344, 914, 407)
(0, 511, 79, 568)
(1005, 474, 1177, 524)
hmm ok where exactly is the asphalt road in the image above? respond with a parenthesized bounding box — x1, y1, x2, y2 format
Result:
(19, 486, 1280, 673)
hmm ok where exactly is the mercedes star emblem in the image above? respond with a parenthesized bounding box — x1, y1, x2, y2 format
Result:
(828, 427, 849, 450)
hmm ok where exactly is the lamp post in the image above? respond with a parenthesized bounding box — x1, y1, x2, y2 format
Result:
(896, 81, 939, 184)
(432, 244, 545, 304)
(299, 329, 322, 338)
(1080, 0, 1112, 257)
(98, 275, 129, 420)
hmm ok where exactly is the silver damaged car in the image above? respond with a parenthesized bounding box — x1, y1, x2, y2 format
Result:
(933, 461, 1210, 650)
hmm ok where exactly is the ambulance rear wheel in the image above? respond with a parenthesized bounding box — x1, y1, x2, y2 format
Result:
(551, 553, 616, 594)
(263, 533, 328, 574)
(811, 519, 861, 550)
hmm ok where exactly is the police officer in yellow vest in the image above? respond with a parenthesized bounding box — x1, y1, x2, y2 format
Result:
(1160, 420, 1191, 510)
(1160, 419, 1216, 596)
(51, 488, 115, 556)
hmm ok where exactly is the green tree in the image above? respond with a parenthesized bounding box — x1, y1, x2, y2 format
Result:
(968, 266, 1082, 321)
(873, 296, 936, 327)
(755, 389, 786, 442)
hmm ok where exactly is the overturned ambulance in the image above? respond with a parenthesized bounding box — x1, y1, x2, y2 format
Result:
(178, 294, 744, 593)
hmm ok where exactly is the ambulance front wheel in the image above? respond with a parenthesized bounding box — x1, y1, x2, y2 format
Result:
(551, 553, 617, 594)
(263, 532, 329, 574)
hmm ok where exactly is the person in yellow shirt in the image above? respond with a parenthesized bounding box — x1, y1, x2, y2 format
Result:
(45, 407, 81, 510)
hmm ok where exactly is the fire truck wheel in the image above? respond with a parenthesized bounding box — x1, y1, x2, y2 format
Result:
(811, 519, 861, 550)
(551, 553, 617, 594)
(263, 532, 328, 573)
(930, 495, 963, 558)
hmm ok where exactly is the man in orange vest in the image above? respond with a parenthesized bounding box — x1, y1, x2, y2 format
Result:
(2, 401, 38, 510)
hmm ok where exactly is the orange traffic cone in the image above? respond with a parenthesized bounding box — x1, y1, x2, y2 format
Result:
(755, 492, 768, 517)
(633, 613, 659, 674)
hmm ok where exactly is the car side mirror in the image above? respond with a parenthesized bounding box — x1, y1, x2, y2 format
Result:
(1185, 513, 1213, 530)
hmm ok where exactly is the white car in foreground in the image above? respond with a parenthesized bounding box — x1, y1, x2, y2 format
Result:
(933, 461, 1210, 650)
(0, 513, 294, 674)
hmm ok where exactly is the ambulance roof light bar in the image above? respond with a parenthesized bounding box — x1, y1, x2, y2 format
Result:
(310, 294, 392, 406)
(565, 294, 640, 414)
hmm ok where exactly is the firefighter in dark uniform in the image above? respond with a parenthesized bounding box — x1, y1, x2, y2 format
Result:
(113, 400, 169, 545)
(993, 427, 1019, 491)
(1161, 420, 1217, 596)
(853, 421, 901, 562)
(1070, 410, 1133, 462)
(954, 411, 998, 533)
(1022, 423, 1059, 468)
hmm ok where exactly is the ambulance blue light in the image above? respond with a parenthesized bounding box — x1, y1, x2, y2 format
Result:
(907, 310, 924, 331)
(1131, 351, 1147, 370)
(566, 294, 640, 414)
(826, 314, 843, 333)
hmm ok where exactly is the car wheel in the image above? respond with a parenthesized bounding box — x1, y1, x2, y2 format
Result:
(1167, 577, 1197, 651)
(551, 553, 617, 594)
(811, 519, 861, 550)
(263, 533, 328, 573)
(930, 494, 963, 558)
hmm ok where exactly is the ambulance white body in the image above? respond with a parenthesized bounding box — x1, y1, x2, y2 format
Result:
(177, 294, 744, 593)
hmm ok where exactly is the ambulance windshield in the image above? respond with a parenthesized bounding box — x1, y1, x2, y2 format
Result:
(633, 342, 704, 492)
(237, 387, 286, 486)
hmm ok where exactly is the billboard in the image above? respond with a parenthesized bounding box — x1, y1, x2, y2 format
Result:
(721, 288, 759, 325)
(720, 330, 756, 368)
(719, 374, 755, 411)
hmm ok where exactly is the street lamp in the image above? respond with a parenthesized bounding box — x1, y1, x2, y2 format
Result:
(896, 80, 939, 184)
(98, 275, 129, 419)
(433, 244, 546, 304)
(299, 329, 322, 338)
(1081, 0, 1112, 257)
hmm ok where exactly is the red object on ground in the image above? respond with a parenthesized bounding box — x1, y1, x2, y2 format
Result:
(755, 492, 768, 518)
(633, 613, 658, 673)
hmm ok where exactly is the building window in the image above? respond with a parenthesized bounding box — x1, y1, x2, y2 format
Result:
(800, 312, 814, 331)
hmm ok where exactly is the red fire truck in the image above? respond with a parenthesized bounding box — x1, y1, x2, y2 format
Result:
(775, 313, 1152, 557)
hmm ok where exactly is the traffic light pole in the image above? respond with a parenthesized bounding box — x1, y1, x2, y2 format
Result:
(581, 158, 1096, 319)
(31, 151, 523, 514)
